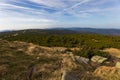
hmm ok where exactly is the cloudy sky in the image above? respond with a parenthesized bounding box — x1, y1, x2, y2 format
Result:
(0, 0, 120, 30)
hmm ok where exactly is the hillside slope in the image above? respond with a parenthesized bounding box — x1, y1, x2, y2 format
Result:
(0, 39, 120, 80)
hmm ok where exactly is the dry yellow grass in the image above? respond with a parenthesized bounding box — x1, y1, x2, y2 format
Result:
(1, 40, 120, 80)
(94, 66, 120, 80)
(103, 48, 120, 58)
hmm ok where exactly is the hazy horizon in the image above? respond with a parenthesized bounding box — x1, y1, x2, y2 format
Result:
(0, 0, 120, 31)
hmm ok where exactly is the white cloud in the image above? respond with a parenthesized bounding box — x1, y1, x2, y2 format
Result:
(0, 2, 48, 15)
(0, 0, 120, 30)
(68, 0, 90, 9)
(29, 0, 67, 9)
(0, 17, 56, 30)
(0, 17, 54, 23)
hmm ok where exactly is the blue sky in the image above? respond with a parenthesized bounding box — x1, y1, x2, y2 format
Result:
(0, 0, 120, 30)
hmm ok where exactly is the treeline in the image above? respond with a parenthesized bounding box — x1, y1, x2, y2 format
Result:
(1, 31, 120, 58)
(1, 32, 120, 49)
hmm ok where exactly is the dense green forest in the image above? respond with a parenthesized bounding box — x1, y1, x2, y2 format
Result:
(1, 30, 120, 49)
(1, 29, 120, 57)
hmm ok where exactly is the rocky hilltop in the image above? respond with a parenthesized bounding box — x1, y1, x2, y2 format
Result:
(0, 39, 120, 80)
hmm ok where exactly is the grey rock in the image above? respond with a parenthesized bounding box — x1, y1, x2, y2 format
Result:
(74, 56, 89, 64)
(62, 71, 78, 80)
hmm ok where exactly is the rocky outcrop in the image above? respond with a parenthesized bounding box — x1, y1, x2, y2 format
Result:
(74, 56, 89, 64)
(69, 54, 89, 64)
(91, 56, 107, 64)
(1, 39, 120, 80)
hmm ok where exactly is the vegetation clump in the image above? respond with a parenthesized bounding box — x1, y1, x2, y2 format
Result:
(73, 46, 109, 59)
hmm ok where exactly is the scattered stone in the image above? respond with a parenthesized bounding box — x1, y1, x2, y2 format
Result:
(17, 49, 23, 51)
(69, 53, 76, 61)
(36, 57, 40, 60)
(91, 55, 107, 63)
(52, 47, 67, 53)
(115, 62, 120, 68)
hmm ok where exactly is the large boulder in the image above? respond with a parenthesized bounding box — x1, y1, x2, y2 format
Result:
(91, 55, 107, 64)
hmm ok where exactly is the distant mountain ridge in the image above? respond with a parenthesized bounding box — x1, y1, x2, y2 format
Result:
(1, 28, 120, 35)
(50, 28, 120, 35)
(67, 28, 120, 35)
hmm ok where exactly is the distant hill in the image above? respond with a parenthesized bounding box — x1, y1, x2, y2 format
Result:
(1, 28, 120, 49)
(71, 28, 120, 35)
(50, 28, 120, 35)
(1, 28, 120, 35)
(0, 29, 78, 35)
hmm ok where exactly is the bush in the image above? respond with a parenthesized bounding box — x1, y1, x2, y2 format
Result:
(73, 46, 109, 59)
